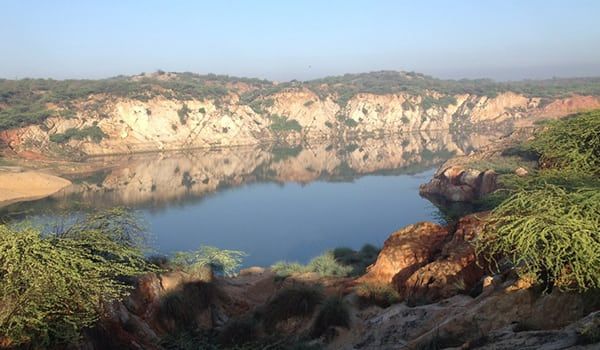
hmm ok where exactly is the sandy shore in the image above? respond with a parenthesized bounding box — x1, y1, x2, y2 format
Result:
(0, 171, 72, 208)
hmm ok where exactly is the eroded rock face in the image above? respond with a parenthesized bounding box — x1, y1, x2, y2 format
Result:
(358, 222, 449, 285)
(3, 90, 598, 158)
(419, 165, 497, 202)
(398, 214, 487, 304)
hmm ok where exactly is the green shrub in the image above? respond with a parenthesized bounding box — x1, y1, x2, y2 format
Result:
(49, 126, 107, 144)
(307, 252, 353, 277)
(304, 100, 315, 107)
(263, 285, 324, 331)
(477, 185, 600, 291)
(0, 214, 151, 347)
(271, 261, 307, 277)
(310, 296, 350, 338)
(344, 118, 359, 127)
(178, 103, 190, 124)
(172, 246, 247, 277)
(268, 114, 302, 132)
(355, 282, 401, 308)
(527, 110, 600, 174)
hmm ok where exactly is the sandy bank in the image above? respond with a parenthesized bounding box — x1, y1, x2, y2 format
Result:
(0, 171, 72, 208)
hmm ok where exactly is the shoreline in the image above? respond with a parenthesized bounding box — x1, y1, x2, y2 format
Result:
(0, 171, 72, 208)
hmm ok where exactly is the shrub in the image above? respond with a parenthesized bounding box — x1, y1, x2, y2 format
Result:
(477, 185, 600, 291)
(355, 282, 401, 308)
(268, 114, 302, 132)
(172, 246, 247, 277)
(401, 116, 410, 124)
(311, 296, 351, 338)
(49, 126, 107, 144)
(0, 216, 151, 347)
(178, 103, 190, 124)
(217, 317, 260, 346)
(304, 100, 315, 107)
(263, 285, 324, 330)
(158, 281, 223, 330)
(271, 261, 307, 277)
(527, 110, 600, 174)
(306, 252, 353, 277)
(343, 118, 359, 127)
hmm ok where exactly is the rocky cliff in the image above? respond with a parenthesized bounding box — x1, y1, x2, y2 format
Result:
(2, 72, 599, 158)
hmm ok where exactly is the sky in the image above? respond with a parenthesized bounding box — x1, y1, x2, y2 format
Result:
(2, 0, 600, 81)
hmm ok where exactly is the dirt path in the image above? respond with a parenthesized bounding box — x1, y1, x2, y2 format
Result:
(0, 171, 72, 208)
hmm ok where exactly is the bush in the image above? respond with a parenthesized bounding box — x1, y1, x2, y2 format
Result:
(477, 185, 600, 291)
(527, 110, 600, 174)
(172, 246, 247, 277)
(355, 282, 401, 308)
(158, 281, 222, 329)
(311, 296, 351, 338)
(49, 125, 107, 144)
(262, 285, 324, 330)
(217, 317, 259, 346)
(0, 213, 151, 347)
(178, 103, 191, 124)
(268, 114, 302, 132)
(306, 252, 353, 277)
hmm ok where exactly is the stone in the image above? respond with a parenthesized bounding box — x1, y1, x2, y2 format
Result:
(479, 169, 497, 197)
(398, 214, 487, 304)
(515, 166, 529, 177)
(358, 222, 449, 285)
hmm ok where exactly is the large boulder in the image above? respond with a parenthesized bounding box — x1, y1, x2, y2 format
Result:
(357, 222, 449, 285)
(397, 214, 487, 304)
(419, 165, 497, 202)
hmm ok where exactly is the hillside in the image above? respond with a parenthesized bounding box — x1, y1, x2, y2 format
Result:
(1, 71, 600, 158)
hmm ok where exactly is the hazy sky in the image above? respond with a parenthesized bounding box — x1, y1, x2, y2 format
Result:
(2, 0, 600, 81)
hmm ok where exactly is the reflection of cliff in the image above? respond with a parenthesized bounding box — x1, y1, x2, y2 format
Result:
(46, 131, 505, 208)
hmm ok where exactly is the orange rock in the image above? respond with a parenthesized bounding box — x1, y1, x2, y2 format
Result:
(357, 222, 449, 285)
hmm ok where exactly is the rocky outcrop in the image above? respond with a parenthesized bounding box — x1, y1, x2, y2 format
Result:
(419, 165, 498, 202)
(357, 222, 449, 285)
(398, 214, 487, 304)
(360, 214, 487, 305)
(2, 88, 598, 158)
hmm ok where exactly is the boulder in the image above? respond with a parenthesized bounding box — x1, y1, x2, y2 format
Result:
(357, 222, 449, 285)
(397, 214, 487, 304)
(420, 166, 497, 202)
(515, 166, 529, 177)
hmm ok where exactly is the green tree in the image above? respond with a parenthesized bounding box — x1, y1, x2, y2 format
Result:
(0, 210, 151, 347)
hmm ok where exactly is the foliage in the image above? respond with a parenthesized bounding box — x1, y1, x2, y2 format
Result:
(0, 213, 151, 347)
(217, 317, 260, 346)
(355, 282, 401, 308)
(268, 114, 302, 132)
(477, 185, 600, 291)
(262, 285, 324, 331)
(271, 145, 303, 162)
(49, 125, 107, 143)
(527, 110, 600, 174)
(476, 111, 600, 292)
(172, 245, 247, 277)
(178, 103, 191, 124)
(306, 251, 353, 277)
(272, 247, 376, 279)
(310, 296, 351, 338)
(158, 281, 223, 330)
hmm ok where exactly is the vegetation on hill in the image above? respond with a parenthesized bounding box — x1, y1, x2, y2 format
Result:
(1, 71, 599, 132)
(477, 110, 600, 291)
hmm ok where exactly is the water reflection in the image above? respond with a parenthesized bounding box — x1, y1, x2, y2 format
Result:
(1, 130, 505, 265)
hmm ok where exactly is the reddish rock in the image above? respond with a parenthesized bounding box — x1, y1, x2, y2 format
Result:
(358, 222, 449, 285)
(397, 214, 487, 304)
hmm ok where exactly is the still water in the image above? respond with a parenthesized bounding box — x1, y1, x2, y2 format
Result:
(1, 131, 500, 266)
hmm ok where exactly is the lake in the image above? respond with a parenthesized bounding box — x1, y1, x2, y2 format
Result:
(0, 130, 502, 267)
